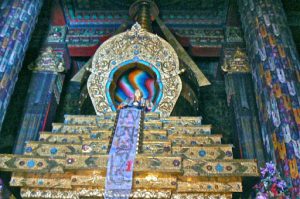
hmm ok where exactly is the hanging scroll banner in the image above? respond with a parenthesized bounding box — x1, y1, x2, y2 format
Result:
(105, 107, 142, 199)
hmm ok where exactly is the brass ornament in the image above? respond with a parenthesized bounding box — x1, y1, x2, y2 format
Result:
(28, 47, 65, 73)
(88, 23, 182, 117)
(222, 47, 251, 74)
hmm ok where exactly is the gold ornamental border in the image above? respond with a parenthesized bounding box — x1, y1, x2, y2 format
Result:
(87, 23, 182, 117)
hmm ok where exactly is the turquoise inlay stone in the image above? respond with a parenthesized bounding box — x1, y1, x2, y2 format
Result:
(134, 50, 139, 55)
(50, 147, 58, 155)
(207, 185, 212, 190)
(37, 179, 43, 185)
(215, 163, 224, 172)
(198, 150, 206, 157)
(27, 160, 35, 168)
(156, 62, 161, 67)
(111, 61, 116, 65)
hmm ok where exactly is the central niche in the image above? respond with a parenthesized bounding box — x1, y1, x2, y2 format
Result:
(108, 63, 160, 110)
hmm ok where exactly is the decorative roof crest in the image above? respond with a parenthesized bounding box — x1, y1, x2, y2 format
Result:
(222, 47, 251, 74)
(28, 47, 65, 73)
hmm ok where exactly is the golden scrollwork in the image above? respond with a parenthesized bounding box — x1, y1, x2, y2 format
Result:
(88, 23, 182, 117)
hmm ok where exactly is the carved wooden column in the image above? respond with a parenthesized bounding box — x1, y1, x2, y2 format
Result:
(14, 47, 65, 154)
(222, 47, 265, 167)
(238, 0, 300, 194)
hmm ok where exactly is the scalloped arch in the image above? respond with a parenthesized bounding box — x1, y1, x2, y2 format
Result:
(87, 23, 182, 117)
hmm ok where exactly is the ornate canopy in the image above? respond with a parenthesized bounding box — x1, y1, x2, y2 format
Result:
(88, 23, 182, 117)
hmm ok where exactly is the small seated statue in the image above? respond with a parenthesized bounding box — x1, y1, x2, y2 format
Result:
(117, 89, 153, 111)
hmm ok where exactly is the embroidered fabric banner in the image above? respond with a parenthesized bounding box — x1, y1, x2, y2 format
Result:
(105, 107, 142, 199)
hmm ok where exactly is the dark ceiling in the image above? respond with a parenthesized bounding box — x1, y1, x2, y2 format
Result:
(71, 0, 226, 11)
(282, 0, 300, 53)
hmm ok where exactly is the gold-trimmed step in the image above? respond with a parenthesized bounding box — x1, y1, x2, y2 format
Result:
(0, 154, 182, 174)
(20, 188, 173, 199)
(167, 125, 212, 136)
(24, 142, 82, 157)
(170, 134, 222, 146)
(0, 154, 65, 173)
(24, 140, 172, 157)
(70, 173, 177, 190)
(40, 130, 168, 143)
(39, 132, 87, 143)
(65, 155, 182, 174)
(64, 112, 161, 125)
(172, 145, 233, 160)
(52, 121, 164, 133)
(10, 172, 177, 190)
(162, 116, 202, 128)
(182, 159, 259, 177)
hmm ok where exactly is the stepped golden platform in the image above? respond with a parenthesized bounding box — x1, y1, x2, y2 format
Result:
(0, 112, 259, 198)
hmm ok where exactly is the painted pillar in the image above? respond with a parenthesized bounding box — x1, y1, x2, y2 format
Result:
(0, 0, 43, 131)
(14, 47, 65, 154)
(223, 47, 266, 167)
(238, 0, 300, 195)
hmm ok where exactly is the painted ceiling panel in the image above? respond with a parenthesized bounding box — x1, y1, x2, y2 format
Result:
(62, 0, 229, 27)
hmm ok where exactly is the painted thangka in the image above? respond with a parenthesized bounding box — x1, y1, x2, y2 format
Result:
(105, 107, 142, 199)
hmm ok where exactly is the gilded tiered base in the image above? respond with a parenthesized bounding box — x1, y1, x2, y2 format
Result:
(0, 113, 259, 198)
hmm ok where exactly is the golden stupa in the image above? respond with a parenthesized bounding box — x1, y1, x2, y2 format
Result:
(0, 1, 258, 198)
